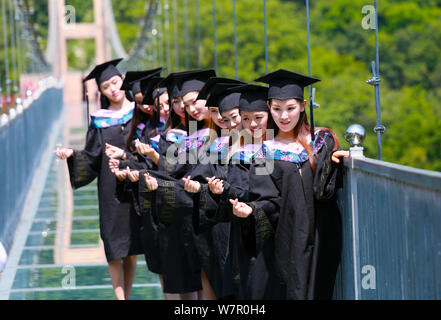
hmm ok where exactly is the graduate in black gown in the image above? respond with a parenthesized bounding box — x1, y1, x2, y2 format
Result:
(120, 68, 163, 106)
(126, 73, 204, 299)
(189, 77, 247, 238)
(54, 59, 144, 300)
(230, 69, 347, 300)
(182, 80, 253, 300)
(139, 69, 241, 300)
(201, 84, 270, 299)
(106, 71, 183, 298)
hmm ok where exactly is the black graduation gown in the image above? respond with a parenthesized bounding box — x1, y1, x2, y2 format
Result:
(67, 119, 143, 263)
(138, 131, 203, 293)
(189, 157, 230, 300)
(195, 146, 258, 300)
(242, 131, 342, 300)
(145, 133, 231, 298)
(117, 123, 163, 275)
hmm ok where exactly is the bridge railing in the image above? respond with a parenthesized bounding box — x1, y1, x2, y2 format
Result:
(334, 152, 441, 299)
(0, 78, 63, 259)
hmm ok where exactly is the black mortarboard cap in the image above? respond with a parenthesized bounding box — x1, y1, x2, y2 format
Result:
(83, 58, 124, 85)
(159, 73, 181, 100)
(173, 69, 217, 97)
(135, 76, 164, 129)
(206, 83, 242, 114)
(120, 68, 163, 93)
(197, 77, 246, 101)
(142, 77, 166, 105)
(254, 69, 320, 101)
(153, 86, 167, 101)
(229, 84, 269, 112)
(83, 58, 123, 125)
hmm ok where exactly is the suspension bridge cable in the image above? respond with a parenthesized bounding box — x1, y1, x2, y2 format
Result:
(212, 0, 217, 71)
(373, 0, 384, 160)
(103, 0, 128, 59)
(14, 0, 22, 84)
(263, 0, 268, 74)
(196, 0, 201, 68)
(172, 0, 179, 71)
(183, 0, 189, 69)
(8, 0, 18, 94)
(2, 0, 11, 107)
(158, 2, 164, 67)
(233, 0, 238, 79)
(164, 0, 171, 71)
(152, 13, 158, 68)
(306, 0, 312, 80)
(305, 0, 314, 141)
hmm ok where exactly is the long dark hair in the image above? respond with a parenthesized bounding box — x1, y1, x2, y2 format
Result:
(96, 76, 121, 109)
(267, 99, 339, 172)
(126, 103, 159, 152)
(163, 107, 186, 133)
(99, 94, 110, 109)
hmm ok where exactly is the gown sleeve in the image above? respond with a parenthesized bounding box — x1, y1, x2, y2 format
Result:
(138, 169, 160, 228)
(67, 126, 102, 189)
(119, 154, 155, 171)
(112, 175, 142, 216)
(202, 162, 250, 227)
(156, 136, 183, 176)
(137, 136, 190, 228)
(138, 170, 194, 228)
(219, 162, 250, 210)
(242, 161, 281, 256)
(188, 163, 221, 234)
(313, 133, 344, 201)
(311, 132, 344, 299)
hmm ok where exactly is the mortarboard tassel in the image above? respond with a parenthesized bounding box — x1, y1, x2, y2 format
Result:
(83, 81, 89, 126)
(155, 88, 161, 129)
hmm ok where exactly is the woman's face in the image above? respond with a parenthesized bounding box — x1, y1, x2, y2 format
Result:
(183, 91, 209, 121)
(138, 104, 154, 115)
(209, 107, 227, 129)
(240, 110, 269, 139)
(159, 92, 170, 120)
(99, 75, 125, 103)
(172, 96, 185, 119)
(221, 107, 241, 131)
(269, 98, 305, 133)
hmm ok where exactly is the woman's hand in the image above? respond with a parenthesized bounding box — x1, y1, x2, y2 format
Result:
(109, 159, 120, 173)
(206, 176, 224, 195)
(105, 143, 126, 159)
(144, 172, 158, 191)
(134, 92, 144, 106)
(114, 168, 128, 182)
(331, 150, 350, 163)
(229, 198, 253, 218)
(135, 139, 156, 157)
(54, 147, 74, 160)
(182, 176, 201, 193)
(126, 167, 140, 183)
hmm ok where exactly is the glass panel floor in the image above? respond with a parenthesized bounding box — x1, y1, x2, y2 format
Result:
(0, 126, 163, 300)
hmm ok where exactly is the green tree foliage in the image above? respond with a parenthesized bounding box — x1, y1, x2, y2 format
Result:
(111, 0, 147, 51)
(2, 0, 440, 170)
